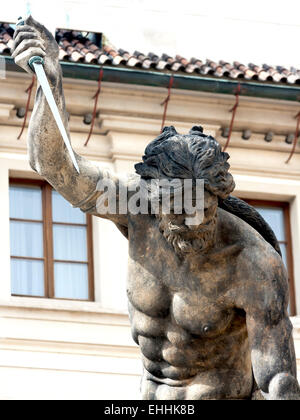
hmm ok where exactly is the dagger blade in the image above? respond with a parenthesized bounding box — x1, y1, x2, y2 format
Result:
(32, 62, 80, 173)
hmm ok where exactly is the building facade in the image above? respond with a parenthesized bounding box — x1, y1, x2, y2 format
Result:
(0, 25, 300, 399)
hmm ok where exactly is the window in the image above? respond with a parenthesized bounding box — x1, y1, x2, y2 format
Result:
(9, 179, 94, 301)
(243, 199, 295, 316)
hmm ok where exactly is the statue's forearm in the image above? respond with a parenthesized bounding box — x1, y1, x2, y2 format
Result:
(13, 16, 128, 222)
(249, 314, 299, 400)
(27, 62, 102, 207)
(28, 62, 70, 175)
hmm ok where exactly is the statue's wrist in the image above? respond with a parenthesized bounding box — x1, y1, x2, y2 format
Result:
(42, 57, 62, 88)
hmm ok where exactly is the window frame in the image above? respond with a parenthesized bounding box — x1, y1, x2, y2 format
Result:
(9, 178, 95, 301)
(241, 198, 296, 316)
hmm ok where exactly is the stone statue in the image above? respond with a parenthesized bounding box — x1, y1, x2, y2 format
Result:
(13, 16, 300, 400)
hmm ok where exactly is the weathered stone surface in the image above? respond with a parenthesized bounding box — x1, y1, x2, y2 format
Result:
(12, 16, 300, 400)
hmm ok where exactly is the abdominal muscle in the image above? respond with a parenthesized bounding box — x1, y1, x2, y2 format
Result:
(141, 366, 253, 400)
(129, 296, 253, 400)
(136, 326, 253, 400)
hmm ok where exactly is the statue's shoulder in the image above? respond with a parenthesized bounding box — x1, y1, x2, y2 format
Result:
(221, 207, 288, 312)
(217, 206, 261, 242)
(218, 207, 284, 271)
(219, 195, 281, 256)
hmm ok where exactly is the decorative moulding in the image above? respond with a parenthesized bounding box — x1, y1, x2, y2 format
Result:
(0, 103, 14, 118)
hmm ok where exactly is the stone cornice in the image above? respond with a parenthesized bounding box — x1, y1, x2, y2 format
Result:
(1, 121, 300, 179)
(1, 73, 300, 177)
(1, 73, 300, 134)
(5, 57, 300, 101)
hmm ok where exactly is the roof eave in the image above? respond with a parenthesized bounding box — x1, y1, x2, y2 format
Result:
(4, 56, 300, 102)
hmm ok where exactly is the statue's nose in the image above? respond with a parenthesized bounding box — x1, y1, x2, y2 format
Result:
(184, 211, 204, 229)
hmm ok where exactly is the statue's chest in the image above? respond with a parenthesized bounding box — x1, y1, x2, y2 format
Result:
(127, 256, 234, 337)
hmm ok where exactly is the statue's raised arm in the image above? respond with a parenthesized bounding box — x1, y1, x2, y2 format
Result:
(12, 16, 128, 228)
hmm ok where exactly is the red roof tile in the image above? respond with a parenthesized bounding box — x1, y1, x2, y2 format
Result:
(1, 23, 300, 85)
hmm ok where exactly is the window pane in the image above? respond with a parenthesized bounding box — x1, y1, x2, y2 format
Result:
(52, 190, 86, 224)
(54, 262, 88, 299)
(53, 225, 87, 261)
(279, 244, 288, 268)
(9, 186, 42, 220)
(255, 207, 285, 242)
(10, 221, 43, 258)
(11, 258, 44, 296)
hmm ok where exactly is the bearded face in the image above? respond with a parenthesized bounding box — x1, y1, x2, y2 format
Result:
(157, 190, 218, 258)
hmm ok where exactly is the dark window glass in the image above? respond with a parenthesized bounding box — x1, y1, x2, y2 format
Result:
(9, 181, 93, 300)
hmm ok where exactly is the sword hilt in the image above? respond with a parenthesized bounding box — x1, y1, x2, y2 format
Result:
(16, 17, 25, 26)
(28, 56, 45, 71)
(16, 17, 44, 71)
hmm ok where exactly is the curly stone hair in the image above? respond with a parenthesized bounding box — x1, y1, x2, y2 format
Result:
(135, 125, 235, 200)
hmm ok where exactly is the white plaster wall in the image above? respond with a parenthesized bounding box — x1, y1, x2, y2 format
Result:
(0, 154, 141, 400)
(94, 215, 128, 312)
(0, 367, 141, 400)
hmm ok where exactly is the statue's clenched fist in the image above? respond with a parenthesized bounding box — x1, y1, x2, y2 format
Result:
(12, 15, 60, 82)
(268, 373, 300, 400)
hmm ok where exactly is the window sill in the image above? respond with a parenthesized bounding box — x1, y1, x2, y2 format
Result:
(0, 297, 136, 351)
(0, 296, 129, 319)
